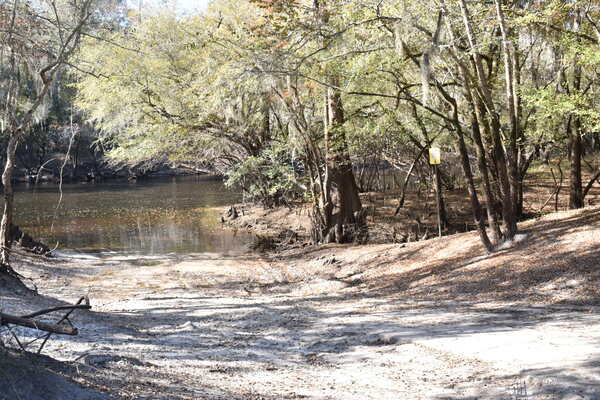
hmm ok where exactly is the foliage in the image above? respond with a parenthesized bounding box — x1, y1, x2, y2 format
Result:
(75, 3, 277, 173)
(225, 145, 304, 207)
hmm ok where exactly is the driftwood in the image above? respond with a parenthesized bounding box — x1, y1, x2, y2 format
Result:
(0, 313, 80, 335)
(0, 297, 90, 350)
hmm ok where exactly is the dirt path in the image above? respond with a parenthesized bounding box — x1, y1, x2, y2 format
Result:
(3, 249, 598, 400)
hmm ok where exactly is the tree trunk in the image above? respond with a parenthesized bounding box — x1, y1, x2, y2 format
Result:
(463, 72, 502, 243)
(433, 164, 448, 232)
(569, 117, 584, 209)
(494, 0, 521, 223)
(470, 108, 503, 243)
(516, 178, 524, 217)
(324, 85, 363, 243)
(441, 0, 500, 243)
(0, 0, 93, 275)
(0, 135, 19, 269)
(436, 82, 493, 252)
(310, 0, 363, 243)
(460, 0, 517, 240)
(456, 126, 494, 253)
(569, 55, 584, 209)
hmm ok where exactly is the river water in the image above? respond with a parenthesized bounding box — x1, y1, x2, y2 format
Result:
(13, 176, 252, 256)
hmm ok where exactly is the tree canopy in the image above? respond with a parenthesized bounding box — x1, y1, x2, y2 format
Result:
(16, 0, 600, 250)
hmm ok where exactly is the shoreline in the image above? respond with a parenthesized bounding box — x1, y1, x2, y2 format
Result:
(11, 170, 225, 186)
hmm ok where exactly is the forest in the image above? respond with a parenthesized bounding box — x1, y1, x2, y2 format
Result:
(0, 0, 600, 399)
(75, 0, 600, 253)
(2, 0, 600, 262)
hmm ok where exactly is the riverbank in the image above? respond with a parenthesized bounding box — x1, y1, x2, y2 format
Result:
(224, 161, 600, 248)
(1, 205, 600, 399)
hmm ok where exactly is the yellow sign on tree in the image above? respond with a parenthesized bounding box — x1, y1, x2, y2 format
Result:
(429, 147, 441, 165)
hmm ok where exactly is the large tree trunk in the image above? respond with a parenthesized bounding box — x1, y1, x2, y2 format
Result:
(470, 107, 502, 243)
(437, 84, 493, 252)
(310, 0, 363, 243)
(514, 53, 526, 219)
(322, 85, 364, 243)
(0, 135, 19, 269)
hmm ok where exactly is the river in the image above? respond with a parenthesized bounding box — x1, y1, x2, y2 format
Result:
(13, 175, 252, 256)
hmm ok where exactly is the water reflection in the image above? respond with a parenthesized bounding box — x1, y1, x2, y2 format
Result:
(13, 176, 251, 255)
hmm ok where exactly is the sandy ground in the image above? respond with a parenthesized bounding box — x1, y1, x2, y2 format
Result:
(0, 236, 598, 399)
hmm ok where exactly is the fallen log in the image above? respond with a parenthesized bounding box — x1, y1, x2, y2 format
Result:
(0, 298, 91, 337)
(0, 312, 78, 335)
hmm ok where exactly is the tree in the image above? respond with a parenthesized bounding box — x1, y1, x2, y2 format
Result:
(521, 0, 600, 209)
(0, 0, 96, 273)
(75, 5, 276, 170)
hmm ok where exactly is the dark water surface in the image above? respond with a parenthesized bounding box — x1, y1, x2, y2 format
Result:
(13, 176, 251, 255)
